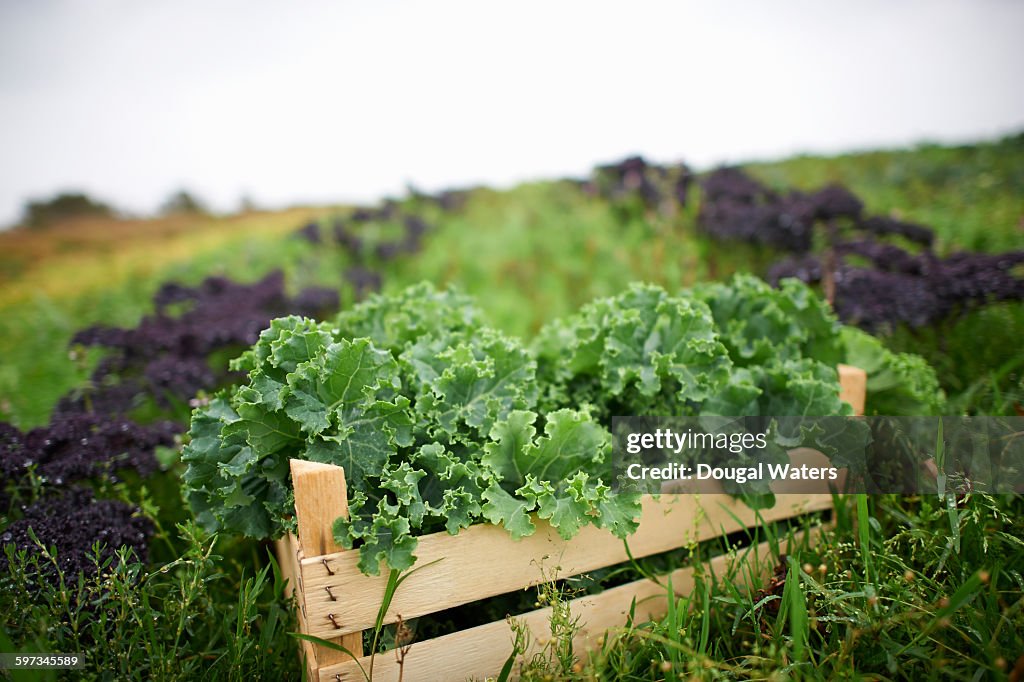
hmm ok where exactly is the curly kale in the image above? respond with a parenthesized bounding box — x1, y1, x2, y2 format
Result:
(183, 279, 862, 575)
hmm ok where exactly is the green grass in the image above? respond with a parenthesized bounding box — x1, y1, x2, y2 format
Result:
(5, 492, 1020, 681)
(508, 493, 1023, 681)
(1, 524, 301, 682)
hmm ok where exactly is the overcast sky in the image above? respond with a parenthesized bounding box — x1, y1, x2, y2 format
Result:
(1, 0, 1022, 226)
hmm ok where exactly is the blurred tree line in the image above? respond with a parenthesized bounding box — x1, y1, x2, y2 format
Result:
(17, 189, 210, 229)
(21, 192, 115, 228)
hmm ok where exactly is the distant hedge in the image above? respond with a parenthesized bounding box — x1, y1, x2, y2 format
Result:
(21, 192, 115, 228)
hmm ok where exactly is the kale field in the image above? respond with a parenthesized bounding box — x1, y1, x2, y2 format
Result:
(2, 133, 1024, 681)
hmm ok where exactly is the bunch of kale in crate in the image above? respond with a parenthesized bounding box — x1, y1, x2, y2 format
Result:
(181, 277, 945, 578)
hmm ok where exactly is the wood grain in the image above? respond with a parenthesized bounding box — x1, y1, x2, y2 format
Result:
(319, 531, 818, 682)
(299, 492, 830, 639)
(838, 364, 867, 415)
(274, 534, 318, 668)
(290, 460, 364, 669)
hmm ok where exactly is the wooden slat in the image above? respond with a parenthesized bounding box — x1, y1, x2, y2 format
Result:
(320, 531, 819, 682)
(290, 460, 364, 668)
(273, 535, 300, 600)
(838, 364, 867, 416)
(274, 534, 318, 668)
(299, 492, 830, 639)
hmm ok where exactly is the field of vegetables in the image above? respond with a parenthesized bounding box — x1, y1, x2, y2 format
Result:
(2, 132, 1023, 681)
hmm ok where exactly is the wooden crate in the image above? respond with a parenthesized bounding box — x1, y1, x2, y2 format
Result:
(276, 365, 867, 682)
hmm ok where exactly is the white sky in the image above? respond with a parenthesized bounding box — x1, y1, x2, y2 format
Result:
(1, 0, 1022, 226)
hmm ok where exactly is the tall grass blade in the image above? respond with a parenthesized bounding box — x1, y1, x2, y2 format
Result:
(856, 494, 873, 582)
(785, 557, 808, 663)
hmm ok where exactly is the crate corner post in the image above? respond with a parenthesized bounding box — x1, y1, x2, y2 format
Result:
(287, 458, 364, 681)
(838, 364, 867, 416)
